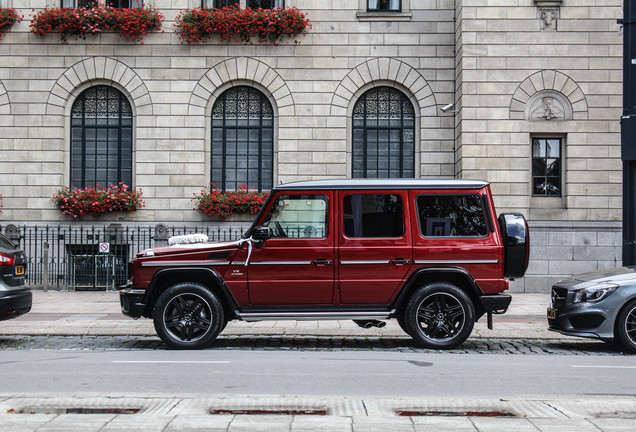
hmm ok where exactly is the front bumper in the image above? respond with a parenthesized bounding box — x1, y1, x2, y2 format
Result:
(119, 285, 146, 318)
(547, 287, 618, 342)
(0, 288, 32, 321)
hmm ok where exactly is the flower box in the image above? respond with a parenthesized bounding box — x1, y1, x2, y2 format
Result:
(30, 5, 164, 44)
(52, 183, 145, 218)
(0, 8, 21, 40)
(193, 185, 269, 219)
(175, 6, 310, 45)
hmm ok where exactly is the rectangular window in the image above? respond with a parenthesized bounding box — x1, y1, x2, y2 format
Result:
(107, 0, 143, 7)
(202, 0, 239, 7)
(343, 194, 404, 238)
(368, 0, 401, 12)
(61, 0, 96, 7)
(248, 0, 284, 8)
(532, 137, 562, 197)
(264, 195, 328, 239)
(416, 194, 487, 237)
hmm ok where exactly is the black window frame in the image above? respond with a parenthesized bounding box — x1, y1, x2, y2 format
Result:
(70, 86, 133, 189)
(532, 137, 562, 197)
(105, 0, 144, 8)
(367, 0, 401, 12)
(247, 0, 285, 9)
(201, 0, 239, 8)
(211, 86, 274, 193)
(342, 193, 405, 238)
(60, 0, 96, 7)
(352, 86, 415, 179)
(415, 193, 489, 238)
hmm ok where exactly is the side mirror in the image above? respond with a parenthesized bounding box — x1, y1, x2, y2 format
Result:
(252, 226, 272, 241)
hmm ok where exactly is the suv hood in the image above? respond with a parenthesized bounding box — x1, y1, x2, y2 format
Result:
(555, 266, 636, 289)
(137, 239, 245, 258)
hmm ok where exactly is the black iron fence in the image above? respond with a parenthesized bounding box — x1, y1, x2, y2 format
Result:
(2, 224, 246, 291)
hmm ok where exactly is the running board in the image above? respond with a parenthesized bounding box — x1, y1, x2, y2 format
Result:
(237, 310, 394, 322)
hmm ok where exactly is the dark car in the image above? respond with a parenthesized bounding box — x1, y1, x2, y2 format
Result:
(0, 232, 31, 321)
(548, 267, 636, 353)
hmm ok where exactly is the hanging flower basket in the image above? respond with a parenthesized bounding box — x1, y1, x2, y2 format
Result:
(175, 6, 310, 45)
(30, 5, 164, 44)
(52, 182, 145, 218)
(193, 184, 269, 219)
(0, 8, 21, 40)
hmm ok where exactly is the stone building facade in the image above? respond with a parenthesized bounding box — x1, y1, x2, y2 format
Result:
(0, 0, 624, 291)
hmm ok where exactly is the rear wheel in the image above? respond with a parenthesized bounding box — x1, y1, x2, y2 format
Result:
(404, 282, 475, 349)
(153, 283, 224, 350)
(616, 299, 636, 353)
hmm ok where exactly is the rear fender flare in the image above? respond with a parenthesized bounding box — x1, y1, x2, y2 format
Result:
(392, 267, 484, 315)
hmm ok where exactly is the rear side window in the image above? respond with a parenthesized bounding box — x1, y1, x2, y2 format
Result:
(343, 194, 404, 238)
(416, 194, 487, 237)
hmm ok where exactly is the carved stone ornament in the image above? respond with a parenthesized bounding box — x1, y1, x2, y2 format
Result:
(527, 91, 572, 121)
(539, 8, 559, 31)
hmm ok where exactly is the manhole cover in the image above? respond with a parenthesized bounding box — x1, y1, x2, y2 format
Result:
(8, 407, 140, 415)
(397, 410, 515, 417)
(210, 408, 327, 416)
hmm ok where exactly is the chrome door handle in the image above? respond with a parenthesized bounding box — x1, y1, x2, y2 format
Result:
(313, 259, 332, 265)
(391, 259, 411, 265)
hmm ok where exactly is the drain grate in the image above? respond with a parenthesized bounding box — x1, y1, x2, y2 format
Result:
(9, 407, 141, 415)
(210, 408, 328, 416)
(397, 410, 515, 417)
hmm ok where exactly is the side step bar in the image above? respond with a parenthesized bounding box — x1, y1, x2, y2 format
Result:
(237, 310, 394, 322)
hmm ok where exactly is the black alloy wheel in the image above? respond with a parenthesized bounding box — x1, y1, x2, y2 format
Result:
(404, 282, 475, 349)
(616, 299, 636, 353)
(153, 283, 224, 350)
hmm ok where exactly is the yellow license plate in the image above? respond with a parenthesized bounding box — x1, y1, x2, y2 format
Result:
(15, 265, 24, 276)
(547, 307, 557, 320)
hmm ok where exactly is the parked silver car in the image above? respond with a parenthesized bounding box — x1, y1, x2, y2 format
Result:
(548, 266, 636, 353)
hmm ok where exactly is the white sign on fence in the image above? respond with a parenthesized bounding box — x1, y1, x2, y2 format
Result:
(99, 243, 110, 254)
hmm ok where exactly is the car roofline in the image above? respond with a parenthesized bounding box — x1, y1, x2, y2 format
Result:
(273, 179, 490, 191)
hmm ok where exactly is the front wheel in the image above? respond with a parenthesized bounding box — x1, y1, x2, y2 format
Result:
(616, 299, 636, 353)
(153, 283, 224, 350)
(404, 283, 475, 349)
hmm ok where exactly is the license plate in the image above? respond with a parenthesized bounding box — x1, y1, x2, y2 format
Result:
(547, 307, 557, 320)
(15, 265, 24, 276)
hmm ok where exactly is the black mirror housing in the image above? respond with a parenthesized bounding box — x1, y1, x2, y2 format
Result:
(252, 226, 272, 241)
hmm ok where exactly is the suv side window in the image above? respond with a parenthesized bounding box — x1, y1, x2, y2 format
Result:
(263, 195, 328, 238)
(416, 194, 487, 237)
(343, 194, 404, 238)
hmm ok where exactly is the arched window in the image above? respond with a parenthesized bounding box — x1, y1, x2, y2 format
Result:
(70, 86, 133, 188)
(211, 86, 273, 192)
(352, 87, 415, 178)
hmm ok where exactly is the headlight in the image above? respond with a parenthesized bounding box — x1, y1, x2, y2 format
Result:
(572, 283, 619, 303)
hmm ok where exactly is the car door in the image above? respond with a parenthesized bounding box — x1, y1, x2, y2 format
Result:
(337, 190, 413, 305)
(247, 191, 336, 305)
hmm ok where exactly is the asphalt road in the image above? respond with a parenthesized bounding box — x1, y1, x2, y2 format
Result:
(1, 348, 635, 398)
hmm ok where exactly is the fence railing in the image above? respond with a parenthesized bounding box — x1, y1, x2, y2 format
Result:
(3, 224, 247, 291)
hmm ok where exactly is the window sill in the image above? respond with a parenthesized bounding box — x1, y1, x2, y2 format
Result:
(356, 11, 412, 21)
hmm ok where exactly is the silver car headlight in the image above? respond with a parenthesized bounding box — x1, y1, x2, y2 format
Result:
(572, 283, 619, 303)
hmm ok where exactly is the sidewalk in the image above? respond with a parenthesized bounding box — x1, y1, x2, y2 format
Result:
(0, 290, 564, 340)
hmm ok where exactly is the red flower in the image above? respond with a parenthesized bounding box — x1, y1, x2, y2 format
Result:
(0, 8, 22, 40)
(175, 6, 310, 45)
(192, 184, 269, 218)
(52, 182, 145, 218)
(30, 5, 163, 44)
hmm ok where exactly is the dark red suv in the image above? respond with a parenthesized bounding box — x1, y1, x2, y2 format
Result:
(120, 179, 529, 349)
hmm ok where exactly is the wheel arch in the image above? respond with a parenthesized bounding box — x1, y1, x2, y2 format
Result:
(143, 268, 239, 319)
(613, 294, 636, 338)
(392, 267, 485, 318)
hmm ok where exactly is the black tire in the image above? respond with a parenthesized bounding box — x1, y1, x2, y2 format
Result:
(397, 315, 409, 334)
(616, 299, 636, 354)
(404, 282, 475, 349)
(153, 283, 224, 350)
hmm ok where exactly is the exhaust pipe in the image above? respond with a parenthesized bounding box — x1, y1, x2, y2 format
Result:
(353, 319, 387, 329)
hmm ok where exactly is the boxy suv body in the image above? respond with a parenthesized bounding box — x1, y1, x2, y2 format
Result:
(120, 179, 529, 349)
(0, 232, 31, 321)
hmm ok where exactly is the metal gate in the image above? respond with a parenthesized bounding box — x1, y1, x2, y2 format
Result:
(67, 245, 128, 291)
